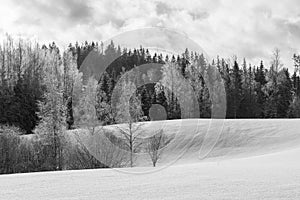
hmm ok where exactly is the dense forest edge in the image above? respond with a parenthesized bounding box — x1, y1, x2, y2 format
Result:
(0, 35, 300, 174)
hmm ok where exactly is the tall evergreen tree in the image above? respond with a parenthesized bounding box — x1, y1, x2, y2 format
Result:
(277, 69, 292, 117)
(231, 61, 243, 118)
(254, 61, 267, 118)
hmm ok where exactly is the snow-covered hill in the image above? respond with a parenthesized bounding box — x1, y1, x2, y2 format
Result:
(1, 119, 300, 200)
(106, 119, 300, 167)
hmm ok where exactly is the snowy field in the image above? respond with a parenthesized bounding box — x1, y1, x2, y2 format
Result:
(1, 119, 300, 200)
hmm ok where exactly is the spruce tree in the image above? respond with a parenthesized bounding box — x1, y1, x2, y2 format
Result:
(231, 61, 243, 118)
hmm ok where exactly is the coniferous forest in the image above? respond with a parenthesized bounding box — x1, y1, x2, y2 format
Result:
(0, 35, 300, 174)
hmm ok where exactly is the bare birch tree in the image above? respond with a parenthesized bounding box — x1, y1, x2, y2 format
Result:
(74, 77, 100, 134)
(36, 50, 66, 170)
(112, 71, 144, 167)
(147, 130, 171, 167)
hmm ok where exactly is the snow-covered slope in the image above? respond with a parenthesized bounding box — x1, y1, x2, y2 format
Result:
(1, 119, 300, 200)
(107, 119, 300, 167)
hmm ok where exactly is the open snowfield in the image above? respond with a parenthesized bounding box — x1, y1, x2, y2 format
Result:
(1, 119, 300, 199)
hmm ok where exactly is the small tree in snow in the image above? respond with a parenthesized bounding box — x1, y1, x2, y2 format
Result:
(147, 130, 170, 167)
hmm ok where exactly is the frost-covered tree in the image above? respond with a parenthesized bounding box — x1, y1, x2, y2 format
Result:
(156, 62, 198, 119)
(265, 49, 284, 117)
(156, 62, 180, 119)
(112, 70, 144, 167)
(186, 54, 211, 118)
(74, 77, 100, 134)
(0, 36, 44, 134)
(63, 51, 82, 129)
(0, 125, 22, 174)
(294, 54, 300, 74)
(35, 50, 66, 170)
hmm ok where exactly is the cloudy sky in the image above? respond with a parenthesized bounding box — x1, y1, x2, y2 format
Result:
(0, 0, 300, 68)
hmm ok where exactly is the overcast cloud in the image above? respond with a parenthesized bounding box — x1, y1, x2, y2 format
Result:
(0, 0, 300, 68)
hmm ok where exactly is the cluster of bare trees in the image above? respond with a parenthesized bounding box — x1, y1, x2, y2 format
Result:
(106, 69, 172, 167)
(0, 36, 172, 174)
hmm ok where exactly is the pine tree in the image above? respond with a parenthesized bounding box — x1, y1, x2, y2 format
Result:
(277, 69, 292, 117)
(231, 61, 243, 118)
(240, 58, 251, 118)
(248, 64, 255, 117)
(254, 61, 267, 118)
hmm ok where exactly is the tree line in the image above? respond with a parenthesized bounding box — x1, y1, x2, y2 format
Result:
(1, 36, 300, 134)
(0, 35, 300, 174)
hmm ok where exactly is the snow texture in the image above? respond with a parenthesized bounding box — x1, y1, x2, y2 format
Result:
(1, 119, 300, 199)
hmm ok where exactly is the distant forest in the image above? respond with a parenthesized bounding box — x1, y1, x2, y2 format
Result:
(1, 36, 300, 135)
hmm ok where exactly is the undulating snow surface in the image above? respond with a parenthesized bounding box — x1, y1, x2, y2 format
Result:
(1, 119, 300, 199)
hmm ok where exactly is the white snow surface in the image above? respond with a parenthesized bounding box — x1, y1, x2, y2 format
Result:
(1, 119, 300, 199)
